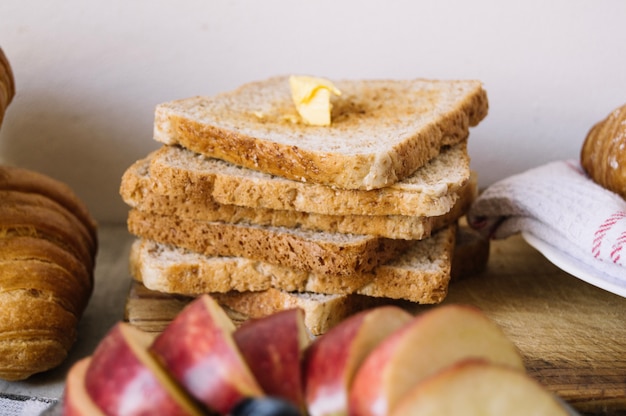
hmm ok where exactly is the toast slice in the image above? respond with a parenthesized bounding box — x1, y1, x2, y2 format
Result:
(125, 281, 382, 336)
(121, 148, 476, 240)
(153, 76, 487, 190)
(127, 209, 413, 276)
(125, 223, 489, 336)
(129, 224, 456, 304)
(121, 143, 470, 218)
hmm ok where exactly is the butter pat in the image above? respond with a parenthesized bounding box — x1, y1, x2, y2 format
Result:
(289, 75, 341, 126)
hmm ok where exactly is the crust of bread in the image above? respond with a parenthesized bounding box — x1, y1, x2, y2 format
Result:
(126, 223, 490, 336)
(126, 281, 383, 336)
(212, 289, 384, 336)
(130, 224, 456, 304)
(124, 143, 470, 217)
(127, 209, 413, 276)
(122, 154, 475, 241)
(153, 76, 487, 190)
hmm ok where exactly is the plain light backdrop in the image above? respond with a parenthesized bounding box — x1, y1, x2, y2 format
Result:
(1, 0, 625, 223)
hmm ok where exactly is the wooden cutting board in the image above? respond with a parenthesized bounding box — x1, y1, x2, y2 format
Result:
(125, 234, 626, 415)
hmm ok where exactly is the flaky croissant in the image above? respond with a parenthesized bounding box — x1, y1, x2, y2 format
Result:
(0, 47, 15, 129)
(581, 104, 626, 200)
(0, 166, 97, 381)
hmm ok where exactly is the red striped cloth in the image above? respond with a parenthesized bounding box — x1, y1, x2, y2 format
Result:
(468, 160, 626, 296)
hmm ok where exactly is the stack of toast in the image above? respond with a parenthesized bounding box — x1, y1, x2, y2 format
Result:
(120, 76, 489, 334)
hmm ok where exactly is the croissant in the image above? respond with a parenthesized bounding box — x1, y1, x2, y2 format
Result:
(0, 47, 15, 129)
(0, 166, 98, 381)
(581, 104, 626, 200)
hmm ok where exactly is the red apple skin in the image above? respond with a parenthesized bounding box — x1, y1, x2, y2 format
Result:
(85, 323, 194, 416)
(150, 294, 263, 414)
(63, 357, 105, 416)
(234, 308, 310, 409)
(347, 304, 525, 416)
(304, 306, 413, 416)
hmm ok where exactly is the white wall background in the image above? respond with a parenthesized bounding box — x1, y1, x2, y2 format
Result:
(1, 0, 625, 223)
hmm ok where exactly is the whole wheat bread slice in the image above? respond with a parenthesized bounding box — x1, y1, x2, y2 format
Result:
(127, 209, 412, 276)
(121, 143, 470, 218)
(153, 76, 487, 190)
(129, 224, 456, 304)
(126, 281, 382, 336)
(126, 223, 489, 335)
(121, 150, 476, 240)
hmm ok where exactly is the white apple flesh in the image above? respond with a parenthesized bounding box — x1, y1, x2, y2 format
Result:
(84, 322, 202, 416)
(150, 294, 263, 414)
(304, 305, 413, 416)
(348, 304, 525, 416)
(390, 360, 569, 416)
(63, 357, 105, 416)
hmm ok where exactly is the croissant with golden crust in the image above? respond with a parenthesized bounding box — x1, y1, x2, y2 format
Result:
(0, 47, 15, 129)
(0, 49, 97, 380)
(581, 104, 626, 200)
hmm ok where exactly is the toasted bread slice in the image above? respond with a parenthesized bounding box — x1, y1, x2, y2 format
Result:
(153, 76, 487, 190)
(125, 281, 381, 336)
(129, 225, 456, 304)
(125, 224, 492, 336)
(127, 209, 413, 276)
(121, 149, 476, 240)
(121, 143, 470, 219)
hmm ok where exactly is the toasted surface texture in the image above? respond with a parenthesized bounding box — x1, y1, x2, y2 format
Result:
(126, 281, 383, 336)
(154, 76, 487, 189)
(121, 143, 470, 218)
(121, 147, 475, 240)
(129, 224, 456, 303)
(127, 209, 413, 276)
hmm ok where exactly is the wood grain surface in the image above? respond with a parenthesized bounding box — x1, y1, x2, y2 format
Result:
(125, 234, 626, 416)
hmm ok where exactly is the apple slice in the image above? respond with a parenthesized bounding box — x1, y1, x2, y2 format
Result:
(85, 322, 203, 416)
(234, 308, 311, 410)
(150, 294, 264, 414)
(304, 305, 413, 416)
(390, 360, 569, 416)
(348, 304, 525, 416)
(63, 357, 105, 416)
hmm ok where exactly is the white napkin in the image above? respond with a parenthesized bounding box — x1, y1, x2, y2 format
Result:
(467, 160, 626, 293)
(0, 393, 57, 416)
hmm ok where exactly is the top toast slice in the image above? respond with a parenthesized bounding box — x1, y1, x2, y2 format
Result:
(154, 76, 488, 190)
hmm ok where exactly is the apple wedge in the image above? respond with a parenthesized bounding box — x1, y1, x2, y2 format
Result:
(85, 322, 203, 416)
(348, 304, 525, 416)
(304, 305, 413, 416)
(63, 357, 105, 416)
(234, 308, 311, 410)
(150, 294, 263, 414)
(390, 360, 569, 416)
